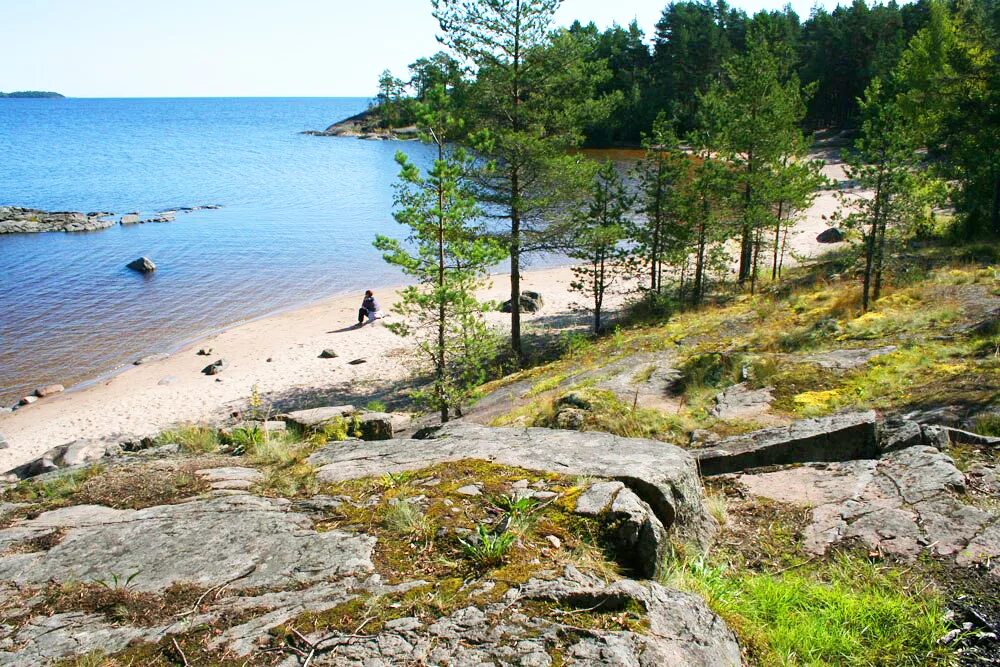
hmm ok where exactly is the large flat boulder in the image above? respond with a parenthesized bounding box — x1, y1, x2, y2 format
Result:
(0, 494, 374, 592)
(309, 421, 717, 551)
(694, 410, 879, 475)
(278, 405, 355, 430)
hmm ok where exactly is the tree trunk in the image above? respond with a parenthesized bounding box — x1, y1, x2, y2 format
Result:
(873, 216, 887, 302)
(738, 151, 754, 285)
(992, 171, 1000, 236)
(508, 0, 524, 365)
(436, 141, 448, 424)
(863, 166, 885, 312)
(694, 196, 708, 305)
(771, 200, 784, 281)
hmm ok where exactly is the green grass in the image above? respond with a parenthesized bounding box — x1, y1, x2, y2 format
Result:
(662, 554, 953, 666)
(973, 413, 1000, 437)
(155, 424, 220, 454)
(5, 467, 104, 503)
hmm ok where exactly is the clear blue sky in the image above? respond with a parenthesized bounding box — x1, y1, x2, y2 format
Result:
(2, 0, 843, 98)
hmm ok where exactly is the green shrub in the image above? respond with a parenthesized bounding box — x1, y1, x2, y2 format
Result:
(365, 400, 388, 412)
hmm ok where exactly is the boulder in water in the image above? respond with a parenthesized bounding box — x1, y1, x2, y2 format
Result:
(126, 257, 156, 273)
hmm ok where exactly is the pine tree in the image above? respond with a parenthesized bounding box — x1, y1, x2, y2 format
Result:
(838, 79, 931, 312)
(373, 87, 506, 422)
(432, 0, 611, 363)
(569, 161, 633, 332)
(698, 31, 811, 289)
(630, 115, 687, 293)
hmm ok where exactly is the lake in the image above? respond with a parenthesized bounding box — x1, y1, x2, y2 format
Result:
(0, 97, 443, 405)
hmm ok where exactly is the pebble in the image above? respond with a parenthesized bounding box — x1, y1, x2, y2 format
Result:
(19, 396, 37, 406)
(533, 491, 558, 500)
(545, 535, 562, 549)
(456, 484, 482, 496)
(512, 479, 530, 489)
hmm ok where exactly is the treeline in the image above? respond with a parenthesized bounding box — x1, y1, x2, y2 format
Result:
(379, 0, 933, 143)
(370, 0, 999, 424)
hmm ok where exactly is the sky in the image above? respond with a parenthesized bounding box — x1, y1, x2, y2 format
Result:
(1, 0, 843, 98)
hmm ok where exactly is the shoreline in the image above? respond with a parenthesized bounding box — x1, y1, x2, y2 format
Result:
(0, 148, 849, 472)
(0, 264, 591, 472)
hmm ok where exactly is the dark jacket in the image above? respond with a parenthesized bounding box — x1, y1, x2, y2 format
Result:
(362, 295, 379, 312)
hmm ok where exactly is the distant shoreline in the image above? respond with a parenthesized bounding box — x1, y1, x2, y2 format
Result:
(0, 91, 64, 99)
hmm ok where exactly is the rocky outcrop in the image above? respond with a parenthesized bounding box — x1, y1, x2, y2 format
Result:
(0, 494, 375, 592)
(0, 426, 741, 666)
(711, 382, 774, 420)
(308, 421, 717, 552)
(0, 208, 114, 234)
(0, 205, 221, 234)
(738, 445, 999, 574)
(302, 108, 418, 140)
(574, 481, 668, 578)
(694, 410, 879, 475)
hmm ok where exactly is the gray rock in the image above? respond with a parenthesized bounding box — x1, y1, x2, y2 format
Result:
(319, 348, 339, 359)
(119, 213, 140, 224)
(202, 359, 226, 375)
(741, 446, 998, 572)
(881, 419, 924, 453)
(134, 353, 169, 365)
(18, 396, 37, 406)
(126, 256, 156, 273)
(796, 346, 897, 371)
(816, 227, 844, 243)
(555, 407, 587, 430)
(710, 382, 774, 420)
(4, 438, 112, 479)
(500, 291, 544, 314)
(573, 481, 667, 577)
(0, 495, 375, 592)
(157, 375, 178, 386)
(34, 384, 64, 398)
(278, 405, 355, 431)
(941, 426, 1000, 447)
(0, 431, 7, 450)
(694, 410, 878, 475)
(309, 422, 716, 552)
(455, 484, 481, 496)
(357, 412, 393, 440)
(0, 208, 117, 234)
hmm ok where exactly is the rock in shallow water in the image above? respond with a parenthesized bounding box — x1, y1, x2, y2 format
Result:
(126, 256, 156, 273)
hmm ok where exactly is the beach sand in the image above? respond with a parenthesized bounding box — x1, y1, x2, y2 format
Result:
(0, 154, 848, 472)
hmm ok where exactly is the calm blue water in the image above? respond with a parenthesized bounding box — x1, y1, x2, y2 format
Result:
(0, 97, 442, 405)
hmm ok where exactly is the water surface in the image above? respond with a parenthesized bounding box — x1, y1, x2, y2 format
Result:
(0, 97, 439, 404)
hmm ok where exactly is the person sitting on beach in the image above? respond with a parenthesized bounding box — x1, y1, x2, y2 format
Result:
(358, 290, 383, 326)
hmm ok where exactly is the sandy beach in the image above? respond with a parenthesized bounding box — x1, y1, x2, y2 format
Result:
(0, 153, 847, 472)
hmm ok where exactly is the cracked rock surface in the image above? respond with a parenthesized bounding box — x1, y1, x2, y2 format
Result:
(739, 445, 999, 573)
(0, 494, 375, 591)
